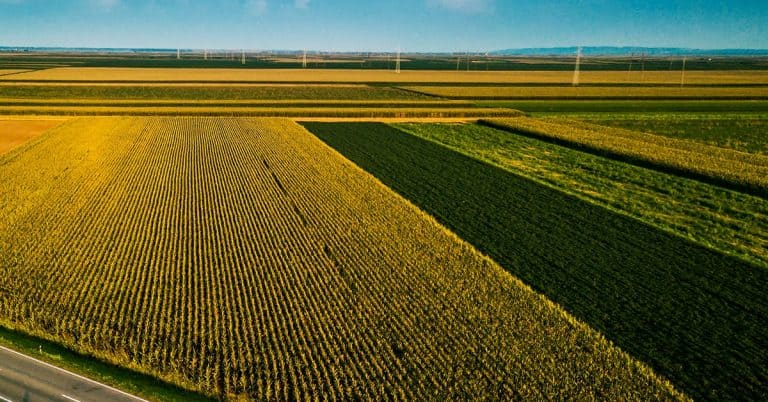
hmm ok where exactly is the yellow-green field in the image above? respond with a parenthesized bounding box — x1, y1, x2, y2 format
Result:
(3, 67, 768, 84)
(404, 85, 768, 99)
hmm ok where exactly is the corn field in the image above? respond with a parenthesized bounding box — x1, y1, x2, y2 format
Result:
(0, 117, 682, 400)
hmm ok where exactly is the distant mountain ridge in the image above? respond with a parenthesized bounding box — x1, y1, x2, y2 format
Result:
(491, 47, 768, 57)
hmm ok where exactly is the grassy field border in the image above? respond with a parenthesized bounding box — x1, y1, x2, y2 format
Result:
(0, 323, 213, 402)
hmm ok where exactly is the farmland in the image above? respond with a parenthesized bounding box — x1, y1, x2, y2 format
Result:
(482, 117, 768, 197)
(0, 84, 426, 100)
(0, 118, 66, 154)
(402, 85, 768, 99)
(392, 122, 768, 268)
(2, 66, 768, 84)
(303, 122, 768, 401)
(0, 60, 766, 402)
(0, 117, 685, 400)
(574, 114, 768, 154)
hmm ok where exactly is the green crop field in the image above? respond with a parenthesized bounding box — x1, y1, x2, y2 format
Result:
(392, 122, 768, 268)
(303, 121, 768, 401)
(0, 84, 426, 100)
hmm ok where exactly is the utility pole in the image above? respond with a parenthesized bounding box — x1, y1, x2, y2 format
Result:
(241, 49, 246, 65)
(395, 49, 401, 74)
(177, 48, 180, 60)
(302, 50, 307, 69)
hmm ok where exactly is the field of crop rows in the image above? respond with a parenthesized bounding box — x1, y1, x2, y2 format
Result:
(0, 117, 683, 400)
(304, 122, 768, 401)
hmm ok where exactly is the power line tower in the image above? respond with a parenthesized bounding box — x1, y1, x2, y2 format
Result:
(681, 57, 687, 87)
(572, 46, 582, 86)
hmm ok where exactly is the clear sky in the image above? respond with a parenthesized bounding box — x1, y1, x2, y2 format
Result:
(0, 0, 766, 51)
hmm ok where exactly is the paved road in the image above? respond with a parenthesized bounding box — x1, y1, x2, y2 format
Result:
(0, 346, 148, 402)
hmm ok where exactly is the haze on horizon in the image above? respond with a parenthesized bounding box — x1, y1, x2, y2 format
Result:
(0, 0, 766, 52)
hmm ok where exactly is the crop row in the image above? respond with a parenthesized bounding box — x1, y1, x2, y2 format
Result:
(481, 117, 768, 197)
(303, 122, 768, 401)
(0, 105, 522, 118)
(0, 84, 426, 100)
(0, 117, 680, 400)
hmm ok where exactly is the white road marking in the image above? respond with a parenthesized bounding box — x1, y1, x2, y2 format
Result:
(0, 394, 13, 402)
(0, 346, 148, 402)
(61, 395, 81, 402)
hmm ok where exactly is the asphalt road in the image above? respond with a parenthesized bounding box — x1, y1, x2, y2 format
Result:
(0, 346, 148, 402)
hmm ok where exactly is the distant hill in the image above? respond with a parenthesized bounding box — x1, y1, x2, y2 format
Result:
(491, 47, 768, 57)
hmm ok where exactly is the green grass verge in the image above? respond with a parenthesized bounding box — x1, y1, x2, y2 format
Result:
(302, 121, 768, 401)
(571, 115, 768, 155)
(0, 324, 213, 402)
(477, 100, 768, 113)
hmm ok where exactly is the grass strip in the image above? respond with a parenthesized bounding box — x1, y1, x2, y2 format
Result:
(0, 323, 212, 402)
(481, 117, 768, 198)
(303, 121, 768, 401)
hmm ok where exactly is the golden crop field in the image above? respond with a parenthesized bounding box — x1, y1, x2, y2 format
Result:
(0, 118, 67, 154)
(3, 67, 768, 84)
(404, 85, 768, 98)
(0, 117, 684, 400)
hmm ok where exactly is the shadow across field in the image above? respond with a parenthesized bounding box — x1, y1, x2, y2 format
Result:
(303, 122, 768, 401)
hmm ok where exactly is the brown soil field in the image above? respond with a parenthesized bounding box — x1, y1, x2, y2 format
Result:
(3, 67, 768, 84)
(0, 119, 67, 154)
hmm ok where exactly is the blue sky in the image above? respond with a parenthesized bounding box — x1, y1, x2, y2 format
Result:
(0, 0, 766, 51)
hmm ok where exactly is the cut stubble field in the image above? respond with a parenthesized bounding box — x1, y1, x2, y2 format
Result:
(0, 117, 682, 400)
(0, 118, 67, 154)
